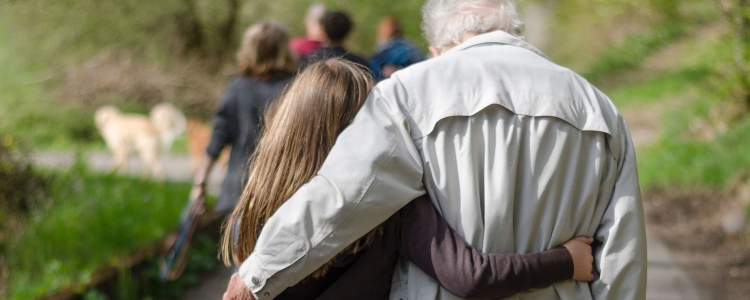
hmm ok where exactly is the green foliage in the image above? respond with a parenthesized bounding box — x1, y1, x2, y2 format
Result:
(0, 0, 427, 66)
(0, 26, 101, 149)
(616, 33, 747, 190)
(607, 67, 710, 108)
(543, 0, 715, 74)
(230, 0, 427, 55)
(0, 0, 189, 65)
(0, 0, 429, 149)
(549, 0, 749, 190)
(124, 234, 221, 300)
(0, 134, 51, 299)
(5, 164, 191, 299)
(715, 0, 750, 110)
(638, 117, 750, 189)
(75, 233, 221, 300)
(583, 24, 687, 81)
(0, 135, 50, 214)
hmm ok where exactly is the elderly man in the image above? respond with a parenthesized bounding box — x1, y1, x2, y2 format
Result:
(225, 0, 647, 299)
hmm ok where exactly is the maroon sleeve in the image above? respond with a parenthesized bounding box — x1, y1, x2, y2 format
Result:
(398, 196, 574, 299)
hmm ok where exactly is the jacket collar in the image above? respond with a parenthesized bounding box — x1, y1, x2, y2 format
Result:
(447, 30, 551, 61)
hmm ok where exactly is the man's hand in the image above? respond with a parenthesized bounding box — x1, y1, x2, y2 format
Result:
(562, 236, 595, 282)
(223, 273, 255, 300)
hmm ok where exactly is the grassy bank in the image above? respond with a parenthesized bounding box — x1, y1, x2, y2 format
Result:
(5, 161, 195, 299)
(609, 30, 747, 190)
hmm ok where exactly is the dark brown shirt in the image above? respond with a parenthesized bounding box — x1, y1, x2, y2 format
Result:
(275, 196, 574, 299)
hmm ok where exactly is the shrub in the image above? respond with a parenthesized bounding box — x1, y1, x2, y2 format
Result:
(0, 134, 51, 299)
(0, 134, 50, 214)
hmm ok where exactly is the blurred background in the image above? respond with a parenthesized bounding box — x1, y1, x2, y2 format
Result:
(0, 0, 748, 299)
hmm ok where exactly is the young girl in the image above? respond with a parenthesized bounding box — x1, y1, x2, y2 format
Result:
(221, 59, 594, 299)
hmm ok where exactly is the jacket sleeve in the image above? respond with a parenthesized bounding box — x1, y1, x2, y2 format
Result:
(238, 79, 426, 299)
(399, 196, 574, 299)
(591, 117, 648, 300)
(206, 81, 238, 159)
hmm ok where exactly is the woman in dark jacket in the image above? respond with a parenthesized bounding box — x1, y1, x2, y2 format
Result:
(190, 20, 296, 214)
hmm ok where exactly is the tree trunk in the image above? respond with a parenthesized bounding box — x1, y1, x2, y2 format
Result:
(733, 0, 749, 72)
(734, 0, 750, 106)
(716, 0, 750, 109)
(218, 0, 241, 57)
(174, 0, 205, 55)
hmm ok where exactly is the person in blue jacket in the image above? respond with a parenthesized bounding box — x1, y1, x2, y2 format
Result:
(368, 16, 424, 81)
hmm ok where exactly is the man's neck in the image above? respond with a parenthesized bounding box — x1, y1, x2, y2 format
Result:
(461, 33, 479, 43)
(431, 32, 481, 57)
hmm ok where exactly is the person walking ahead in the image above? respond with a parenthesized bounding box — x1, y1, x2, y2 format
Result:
(300, 11, 370, 72)
(227, 0, 647, 299)
(190, 20, 295, 215)
(369, 16, 424, 81)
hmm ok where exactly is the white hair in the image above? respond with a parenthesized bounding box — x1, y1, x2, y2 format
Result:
(422, 0, 524, 52)
(306, 3, 326, 23)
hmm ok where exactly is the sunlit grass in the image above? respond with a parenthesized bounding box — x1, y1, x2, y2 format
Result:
(638, 116, 750, 189)
(611, 32, 749, 190)
(583, 25, 688, 82)
(566, 12, 745, 191)
(6, 163, 192, 299)
(607, 67, 711, 109)
(634, 64, 750, 190)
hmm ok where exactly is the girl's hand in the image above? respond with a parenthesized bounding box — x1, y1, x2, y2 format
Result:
(562, 236, 595, 282)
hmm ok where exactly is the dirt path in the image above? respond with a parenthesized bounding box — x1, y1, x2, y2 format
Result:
(31, 151, 225, 192)
(622, 107, 663, 149)
(620, 102, 713, 299)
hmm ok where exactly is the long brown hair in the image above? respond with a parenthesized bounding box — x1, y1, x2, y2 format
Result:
(221, 59, 381, 279)
(236, 20, 297, 80)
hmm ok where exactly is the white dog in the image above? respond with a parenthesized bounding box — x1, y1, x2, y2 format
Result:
(94, 103, 186, 180)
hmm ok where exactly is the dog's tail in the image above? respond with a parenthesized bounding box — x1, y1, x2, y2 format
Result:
(150, 103, 187, 152)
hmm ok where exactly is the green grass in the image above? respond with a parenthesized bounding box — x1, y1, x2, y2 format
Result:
(583, 24, 688, 82)
(638, 117, 750, 189)
(6, 162, 194, 299)
(604, 31, 750, 190)
(544, 7, 742, 189)
(607, 67, 711, 109)
(79, 233, 222, 300)
(634, 56, 750, 190)
(565, 12, 748, 191)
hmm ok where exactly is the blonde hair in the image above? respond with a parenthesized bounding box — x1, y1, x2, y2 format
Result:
(237, 20, 297, 80)
(221, 59, 382, 279)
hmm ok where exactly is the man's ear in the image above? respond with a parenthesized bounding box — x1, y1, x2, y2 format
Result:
(429, 46, 441, 58)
